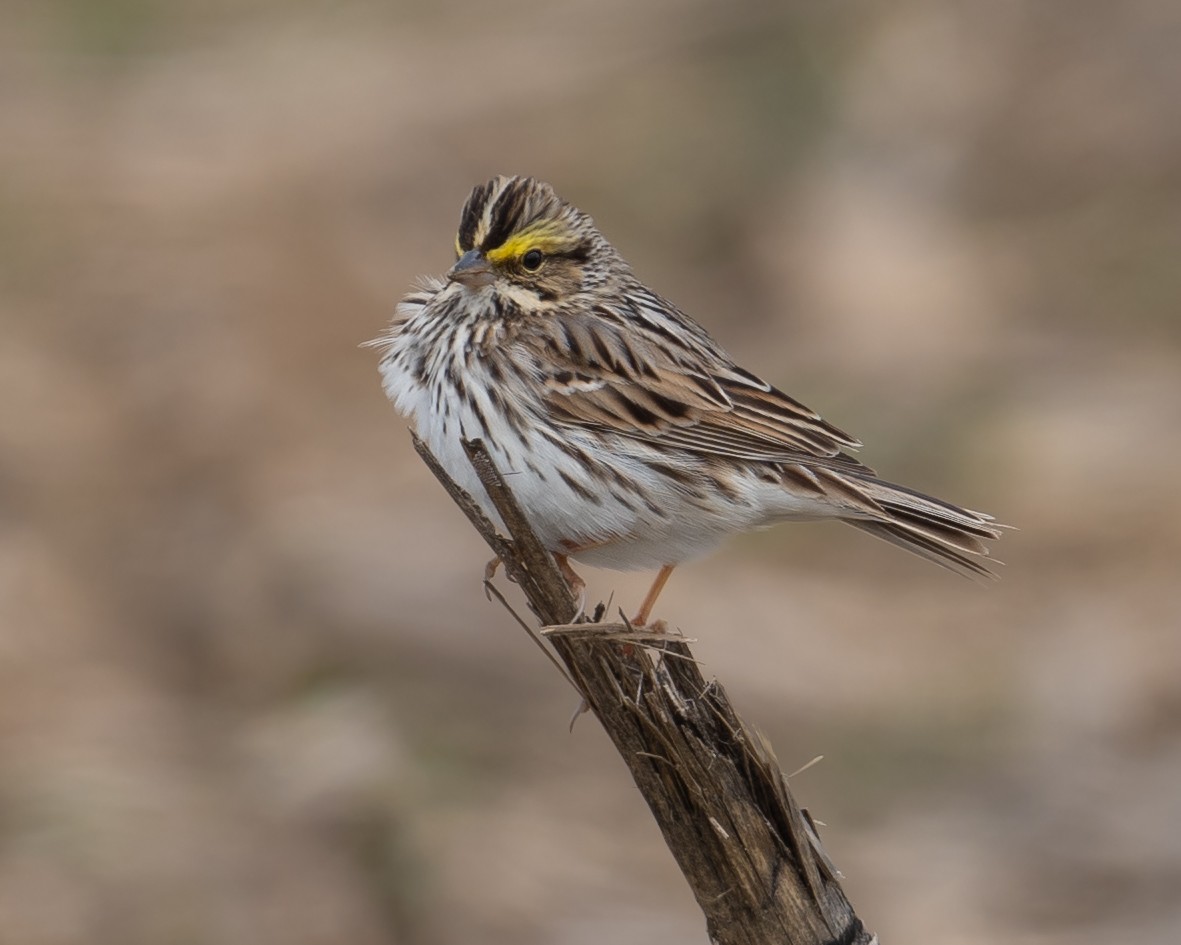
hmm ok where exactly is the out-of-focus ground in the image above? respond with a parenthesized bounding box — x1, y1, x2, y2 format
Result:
(2, 1, 1179, 942)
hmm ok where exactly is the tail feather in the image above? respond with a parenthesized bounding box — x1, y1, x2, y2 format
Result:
(848, 519, 997, 580)
(839, 474, 1004, 580)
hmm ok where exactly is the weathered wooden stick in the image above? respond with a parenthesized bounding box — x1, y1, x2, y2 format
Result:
(412, 434, 877, 945)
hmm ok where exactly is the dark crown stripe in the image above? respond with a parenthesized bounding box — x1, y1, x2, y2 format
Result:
(481, 178, 531, 252)
(457, 180, 493, 252)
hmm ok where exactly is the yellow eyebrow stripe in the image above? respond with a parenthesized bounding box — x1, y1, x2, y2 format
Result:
(484, 225, 577, 264)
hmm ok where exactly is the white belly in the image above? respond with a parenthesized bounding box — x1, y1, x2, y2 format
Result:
(377, 300, 834, 571)
(385, 361, 834, 570)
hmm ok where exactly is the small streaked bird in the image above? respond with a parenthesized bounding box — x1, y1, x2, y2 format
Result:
(373, 176, 1002, 623)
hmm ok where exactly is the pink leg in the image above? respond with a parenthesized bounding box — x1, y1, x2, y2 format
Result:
(632, 565, 676, 627)
(553, 553, 587, 615)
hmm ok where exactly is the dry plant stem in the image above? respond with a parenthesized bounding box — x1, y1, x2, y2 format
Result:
(412, 433, 876, 945)
(411, 434, 579, 627)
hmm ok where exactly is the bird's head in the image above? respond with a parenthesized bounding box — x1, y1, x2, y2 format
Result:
(446, 176, 621, 304)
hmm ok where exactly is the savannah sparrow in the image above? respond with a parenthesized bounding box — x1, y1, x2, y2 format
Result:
(373, 176, 1001, 623)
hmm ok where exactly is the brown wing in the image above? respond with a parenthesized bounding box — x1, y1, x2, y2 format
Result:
(522, 306, 874, 474)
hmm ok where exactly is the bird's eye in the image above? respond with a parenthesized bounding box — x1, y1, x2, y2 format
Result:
(521, 249, 544, 271)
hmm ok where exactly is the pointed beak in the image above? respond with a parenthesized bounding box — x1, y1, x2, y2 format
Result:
(448, 249, 495, 288)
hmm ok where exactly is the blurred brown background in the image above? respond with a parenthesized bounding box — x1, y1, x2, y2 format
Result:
(2, 1, 1180, 942)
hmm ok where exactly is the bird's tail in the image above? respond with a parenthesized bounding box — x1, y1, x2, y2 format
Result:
(838, 474, 1004, 579)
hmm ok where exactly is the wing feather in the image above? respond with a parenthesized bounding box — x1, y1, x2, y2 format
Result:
(524, 302, 873, 473)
